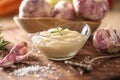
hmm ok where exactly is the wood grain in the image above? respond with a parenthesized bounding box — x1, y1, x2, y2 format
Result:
(13, 17, 100, 33)
(0, 1, 120, 80)
(1, 27, 120, 80)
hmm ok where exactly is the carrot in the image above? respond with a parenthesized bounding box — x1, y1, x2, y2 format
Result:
(0, 0, 22, 16)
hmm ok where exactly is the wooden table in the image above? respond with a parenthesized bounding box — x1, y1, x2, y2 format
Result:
(0, 1, 120, 80)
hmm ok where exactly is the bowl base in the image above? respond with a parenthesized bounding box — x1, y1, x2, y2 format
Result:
(47, 56, 74, 61)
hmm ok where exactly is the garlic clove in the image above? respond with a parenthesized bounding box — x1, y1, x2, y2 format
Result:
(53, 0, 76, 20)
(108, 27, 119, 44)
(19, 0, 53, 18)
(108, 44, 120, 53)
(73, 0, 109, 20)
(93, 27, 120, 54)
(0, 41, 28, 67)
(93, 29, 110, 50)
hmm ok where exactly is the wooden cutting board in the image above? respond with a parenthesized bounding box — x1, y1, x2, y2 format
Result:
(1, 20, 120, 80)
(1, 24, 120, 80)
(0, 2, 120, 80)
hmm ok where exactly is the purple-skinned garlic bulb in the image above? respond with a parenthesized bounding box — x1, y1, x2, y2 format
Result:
(73, 0, 109, 20)
(93, 26, 120, 53)
(19, 0, 53, 18)
(53, 0, 76, 20)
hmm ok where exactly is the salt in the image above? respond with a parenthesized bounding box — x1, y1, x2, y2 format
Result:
(97, 61, 101, 64)
(116, 65, 120, 67)
(105, 63, 109, 65)
(49, 70, 53, 74)
(115, 60, 119, 63)
(12, 65, 40, 76)
(67, 70, 70, 73)
(11, 64, 62, 80)
(34, 74, 40, 77)
(102, 65, 106, 68)
(0, 67, 3, 70)
(47, 63, 51, 67)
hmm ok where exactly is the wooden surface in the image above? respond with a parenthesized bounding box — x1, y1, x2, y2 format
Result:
(13, 16, 100, 33)
(0, 1, 120, 80)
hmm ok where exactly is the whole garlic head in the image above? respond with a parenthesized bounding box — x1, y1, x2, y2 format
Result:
(19, 0, 53, 18)
(73, 0, 109, 20)
(53, 0, 76, 20)
(93, 25, 120, 53)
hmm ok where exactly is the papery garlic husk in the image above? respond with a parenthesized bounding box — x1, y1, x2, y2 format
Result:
(93, 27, 120, 53)
(19, 0, 53, 18)
(53, 0, 76, 20)
(73, 0, 109, 20)
(0, 41, 28, 67)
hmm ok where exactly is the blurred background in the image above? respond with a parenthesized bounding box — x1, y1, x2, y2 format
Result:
(0, 0, 120, 29)
(0, 0, 119, 17)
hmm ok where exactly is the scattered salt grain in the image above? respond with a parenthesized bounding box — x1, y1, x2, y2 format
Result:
(102, 65, 106, 68)
(55, 77, 59, 80)
(84, 56, 91, 63)
(97, 61, 101, 64)
(116, 65, 120, 67)
(92, 62, 95, 65)
(67, 70, 70, 73)
(11, 64, 62, 80)
(105, 63, 109, 65)
(115, 60, 119, 63)
(47, 63, 51, 67)
(49, 70, 54, 74)
(34, 74, 40, 77)
(8, 76, 12, 79)
(0, 67, 3, 70)
(12, 65, 40, 76)
(56, 65, 60, 67)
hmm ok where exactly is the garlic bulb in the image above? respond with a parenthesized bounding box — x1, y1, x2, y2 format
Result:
(53, 0, 76, 20)
(73, 0, 109, 20)
(19, 0, 53, 18)
(93, 26, 120, 53)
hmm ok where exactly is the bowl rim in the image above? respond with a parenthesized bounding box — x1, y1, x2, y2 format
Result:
(29, 33, 86, 43)
(14, 16, 69, 21)
(29, 24, 91, 43)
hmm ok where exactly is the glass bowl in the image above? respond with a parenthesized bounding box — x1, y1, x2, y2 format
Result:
(29, 23, 91, 60)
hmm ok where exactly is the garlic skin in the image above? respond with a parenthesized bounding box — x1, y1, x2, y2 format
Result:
(19, 0, 53, 18)
(93, 27, 120, 53)
(53, 1, 76, 20)
(73, 0, 109, 20)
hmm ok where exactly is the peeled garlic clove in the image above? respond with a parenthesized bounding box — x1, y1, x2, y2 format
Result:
(93, 28, 120, 53)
